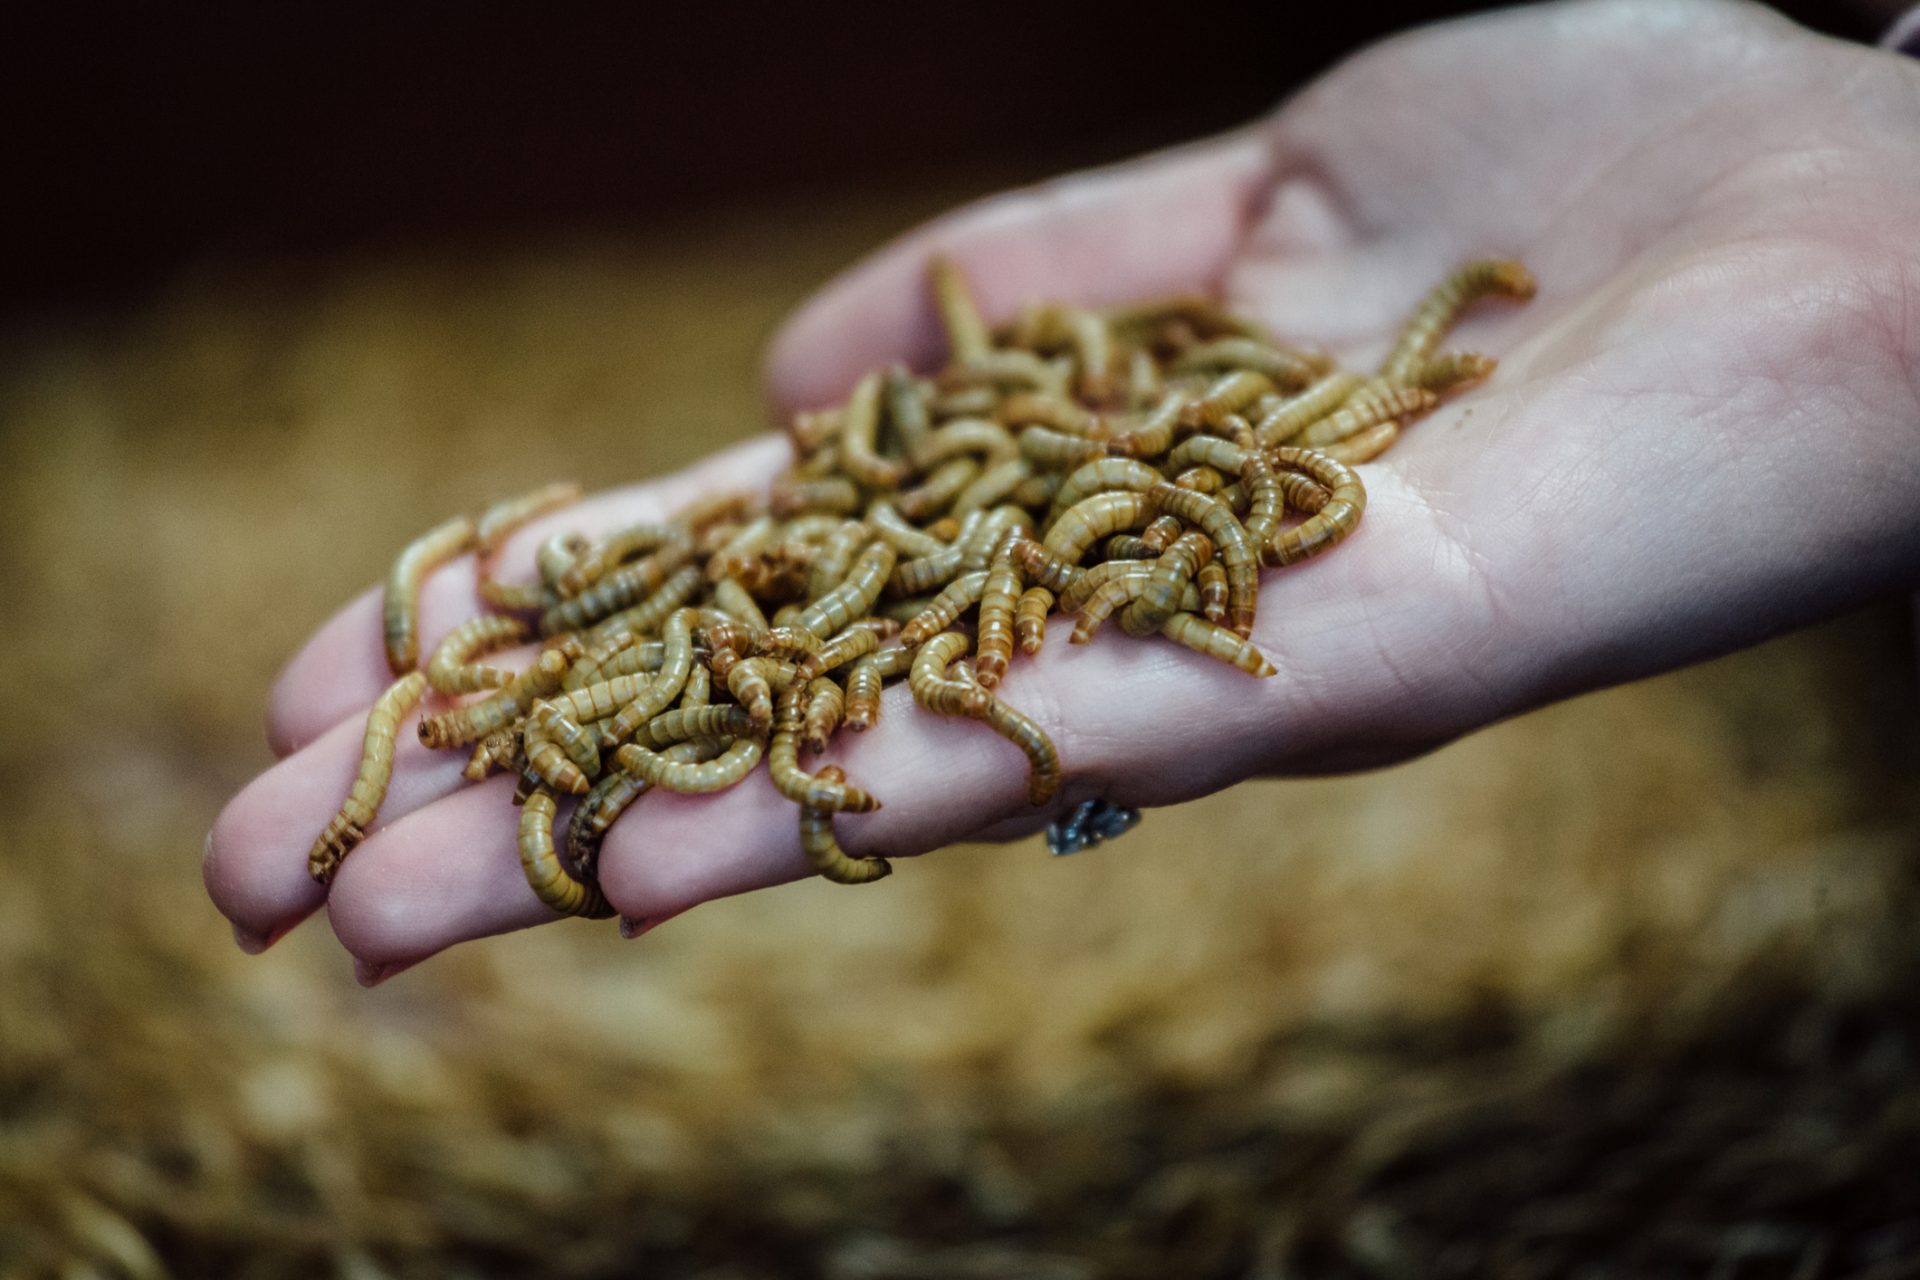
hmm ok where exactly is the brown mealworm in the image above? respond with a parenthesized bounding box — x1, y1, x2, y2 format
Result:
(1251, 371, 1365, 447)
(309, 671, 428, 883)
(1158, 612, 1277, 677)
(1017, 426, 1109, 471)
(895, 457, 981, 520)
(1196, 560, 1229, 624)
(1105, 390, 1191, 459)
(519, 787, 614, 918)
(843, 643, 915, 731)
(540, 541, 695, 635)
(798, 765, 892, 885)
(1014, 584, 1054, 654)
(801, 676, 845, 754)
(1380, 258, 1535, 385)
(1041, 491, 1156, 565)
(794, 621, 886, 681)
(1147, 482, 1258, 638)
(793, 541, 896, 638)
(1269, 447, 1368, 566)
(614, 737, 764, 794)
(1170, 338, 1320, 390)
(1122, 530, 1212, 638)
(909, 631, 991, 718)
(1410, 350, 1498, 394)
(973, 536, 1024, 687)
(418, 648, 570, 749)
(1048, 457, 1163, 516)
(383, 515, 476, 674)
(425, 614, 527, 695)
(768, 685, 879, 812)
(596, 607, 699, 745)
(558, 522, 681, 598)
(1289, 382, 1436, 447)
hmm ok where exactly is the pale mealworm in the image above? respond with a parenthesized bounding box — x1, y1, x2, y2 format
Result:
(384, 515, 476, 674)
(309, 671, 429, 883)
(425, 615, 528, 695)
(798, 766, 892, 885)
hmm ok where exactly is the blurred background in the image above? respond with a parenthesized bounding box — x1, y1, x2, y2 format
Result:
(4, 2, 1918, 1275)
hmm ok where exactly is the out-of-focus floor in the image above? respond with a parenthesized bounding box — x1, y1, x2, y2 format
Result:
(1, 185, 1917, 1278)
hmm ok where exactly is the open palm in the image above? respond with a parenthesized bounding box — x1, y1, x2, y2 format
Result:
(207, 0, 1920, 982)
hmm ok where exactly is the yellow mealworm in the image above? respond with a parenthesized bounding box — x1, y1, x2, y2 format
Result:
(1251, 371, 1365, 447)
(768, 685, 879, 812)
(563, 628, 640, 692)
(308, 671, 428, 883)
(791, 541, 895, 638)
(563, 740, 708, 877)
(867, 500, 949, 559)
(540, 541, 694, 635)
(1158, 611, 1277, 677)
(536, 530, 591, 592)
(475, 481, 583, 558)
(1290, 382, 1436, 447)
(519, 788, 614, 918)
(910, 418, 1021, 470)
(1275, 471, 1330, 515)
(1139, 514, 1183, 554)
(838, 370, 908, 489)
(801, 676, 844, 753)
(706, 575, 768, 634)
(1147, 482, 1257, 638)
(1011, 538, 1086, 598)
(585, 562, 705, 644)
(727, 656, 797, 730)
(910, 630, 992, 719)
(1380, 258, 1536, 384)
(895, 457, 981, 520)
(1010, 472, 1062, 510)
(930, 386, 1000, 419)
(998, 391, 1105, 438)
(973, 538, 1023, 688)
(1070, 566, 1154, 643)
(1048, 457, 1163, 516)
(1238, 430, 1285, 559)
(462, 724, 521, 781)
(614, 737, 764, 793)
(804, 519, 872, 601)
(930, 255, 991, 363)
(1014, 584, 1054, 654)
(523, 701, 600, 794)
(1174, 466, 1226, 494)
(631, 704, 757, 750)
(1121, 530, 1212, 639)
(1268, 447, 1367, 565)
(558, 522, 681, 598)
(425, 614, 527, 695)
(1181, 370, 1275, 431)
(843, 644, 915, 731)
(952, 457, 1035, 517)
(1196, 560, 1229, 624)
(882, 364, 934, 456)
(794, 621, 885, 680)
(1017, 425, 1108, 471)
(1165, 434, 1247, 476)
(1105, 390, 1191, 459)
(949, 349, 1068, 396)
(383, 515, 476, 674)
(418, 648, 570, 749)
(1042, 491, 1156, 565)
(1125, 347, 1161, 410)
(596, 607, 699, 744)
(770, 474, 863, 517)
(1320, 420, 1400, 464)
(571, 638, 665, 691)
(958, 506, 1031, 570)
(751, 625, 826, 662)
(477, 579, 551, 612)
(1170, 338, 1320, 390)
(798, 765, 892, 885)
(952, 666, 1060, 806)
(1410, 350, 1497, 395)
(706, 515, 779, 583)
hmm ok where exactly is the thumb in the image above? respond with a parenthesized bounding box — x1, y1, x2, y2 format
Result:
(763, 128, 1276, 413)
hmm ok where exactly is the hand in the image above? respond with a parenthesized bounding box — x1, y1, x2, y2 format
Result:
(206, 0, 1920, 982)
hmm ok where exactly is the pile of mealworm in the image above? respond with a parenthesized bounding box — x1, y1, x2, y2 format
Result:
(309, 256, 1534, 912)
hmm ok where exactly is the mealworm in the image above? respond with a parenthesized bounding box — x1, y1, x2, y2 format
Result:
(953, 666, 1060, 805)
(1101, 535, 1158, 560)
(843, 644, 912, 731)
(1251, 371, 1365, 447)
(477, 579, 551, 612)
(804, 519, 872, 601)
(1181, 370, 1275, 431)
(909, 631, 990, 718)
(475, 481, 582, 557)
(1380, 258, 1535, 385)
(383, 515, 476, 674)
(950, 349, 1067, 395)
(418, 648, 570, 749)
(727, 656, 797, 730)
(793, 541, 896, 638)
(540, 541, 695, 635)
(1014, 584, 1054, 654)
(1276, 471, 1331, 515)
(930, 386, 1000, 419)
(706, 515, 779, 584)
(1010, 538, 1086, 598)
(798, 766, 892, 885)
(910, 418, 1021, 470)
(867, 500, 949, 559)
(1238, 429, 1285, 558)
(770, 474, 864, 516)
(1105, 294, 1271, 343)
(751, 625, 826, 662)
(1165, 434, 1247, 476)
(973, 537, 1024, 687)
(1122, 530, 1212, 639)
(790, 407, 840, 453)
(1268, 447, 1367, 566)
(801, 676, 845, 754)
(709, 575, 769, 633)
(558, 522, 681, 598)
(425, 615, 527, 695)
(1042, 491, 1156, 565)
(525, 700, 601, 792)
(795, 620, 887, 680)
(309, 671, 428, 883)
(1070, 566, 1153, 643)
(895, 457, 981, 520)
(571, 638, 665, 691)
(952, 457, 1035, 517)
(462, 724, 522, 781)
(1409, 350, 1497, 394)
(883, 365, 934, 457)
(1171, 338, 1320, 390)
(1017, 425, 1108, 471)
(631, 703, 757, 749)
(998, 391, 1104, 438)
(1105, 390, 1191, 459)
(1290, 382, 1436, 447)
(680, 659, 711, 708)
(1147, 482, 1257, 638)
(1125, 347, 1161, 410)
(1158, 611, 1277, 677)
(1139, 514, 1183, 554)
(1196, 560, 1229, 624)
(615, 736, 764, 793)
(1048, 457, 1163, 516)
(836, 370, 907, 490)
(537, 530, 590, 592)
(1320, 420, 1400, 464)
(520, 788, 614, 918)
(931, 255, 991, 363)
(585, 562, 704, 644)
(1174, 466, 1226, 494)
(769, 685, 879, 812)
(597, 607, 699, 744)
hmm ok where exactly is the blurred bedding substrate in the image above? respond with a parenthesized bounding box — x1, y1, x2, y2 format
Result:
(1, 189, 1916, 1278)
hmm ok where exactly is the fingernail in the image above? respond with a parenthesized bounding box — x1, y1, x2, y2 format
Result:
(618, 916, 654, 940)
(231, 923, 271, 955)
(352, 957, 419, 988)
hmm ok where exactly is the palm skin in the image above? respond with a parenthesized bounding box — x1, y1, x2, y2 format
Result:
(206, 0, 1920, 983)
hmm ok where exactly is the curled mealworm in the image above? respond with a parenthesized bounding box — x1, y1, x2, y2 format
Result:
(1042, 491, 1156, 565)
(751, 625, 826, 662)
(1171, 338, 1320, 390)
(1122, 530, 1212, 638)
(1268, 447, 1367, 566)
(541, 541, 695, 635)
(952, 457, 1035, 517)
(1409, 350, 1497, 394)
(1181, 370, 1275, 431)
(1010, 538, 1086, 599)
(524, 700, 601, 793)
(953, 666, 1060, 806)
(1017, 425, 1108, 471)
(867, 500, 949, 559)
(425, 615, 527, 695)
(1252, 371, 1365, 447)
(558, 521, 680, 598)
(537, 530, 591, 592)
(798, 765, 892, 885)
(727, 656, 797, 731)
(909, 631, 990, 718)
(795, 620, 886, 680)
(838, 370, 908, 490)
(1380, 258, 1535, 385)
(1139, 514, 1184, 554)
(769, 685, 879, 812)
(1105, 390, 1191, 459)
(383, 515, 477, 674)
(615, 736, 764, 793)
(804, 519, 872, 602)
(586, 563, 705, 644)
(1276, 471, 1331, 515)
(520, 787, 614, 918)
(1320, 420, 1400, 465)
(309, 671, 428, 883)
(1174, 465, 1226, 494)
(844, 644, 916, 731)
(597, 608, 699, 744)
(1147, 482, 1257, 638)
(1048, 457, 1163, 516)
(1289, 382, 1436, 447)
(895, 457, 981, 520)
(418, 648, 570, 749)
(564, 740, 713, 879)
(911, 418, 1021, 470)
(793, 541, 896, 638)
(1014, 584, 1054, 654)
(1158, 612, 1277, 677)
(1071, 566, 1154, 643)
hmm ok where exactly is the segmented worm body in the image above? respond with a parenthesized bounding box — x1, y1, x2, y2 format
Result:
(425, 615, 528, 695)
(384, 516, 476, 674)
(1380, 258, 1535, 385)
(520, 788, 614, 918)
(310, 672, 428, 883)
(799, 767, 892, 885)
